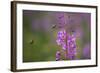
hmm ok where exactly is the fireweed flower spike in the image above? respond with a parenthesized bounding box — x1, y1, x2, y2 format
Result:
(67, 34, 77, 59)
(56, 30, 77, 60)
(56, 29, 67, 50)
(55, 13, 77, 60)
(56, 51, 61, 61)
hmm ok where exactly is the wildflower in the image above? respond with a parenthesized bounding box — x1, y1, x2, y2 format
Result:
(62, 43, 67, 50)
(57, 29, 66, 40)
(56, 51, 61, 61)
(67, 34, 77, 59)
(56, 29, 67, 48)
(56, 30, 77, 60)
(55, 13, 77, 60)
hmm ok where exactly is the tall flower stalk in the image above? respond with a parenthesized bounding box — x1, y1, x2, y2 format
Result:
(55, 13, 77, 60)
